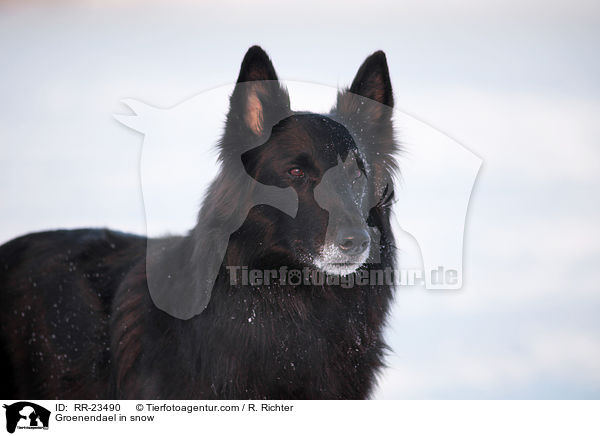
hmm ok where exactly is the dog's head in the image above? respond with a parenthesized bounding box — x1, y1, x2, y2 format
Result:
(220, 46, 397, 276)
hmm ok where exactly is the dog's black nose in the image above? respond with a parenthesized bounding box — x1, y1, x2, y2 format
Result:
(336, 228, 370, 255)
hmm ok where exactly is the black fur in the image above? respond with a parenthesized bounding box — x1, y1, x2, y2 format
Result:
(0, 46, 398, 399)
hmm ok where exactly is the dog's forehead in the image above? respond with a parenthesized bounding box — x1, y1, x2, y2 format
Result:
(270, 113, 356, 155)
(273, 113, 354, 147)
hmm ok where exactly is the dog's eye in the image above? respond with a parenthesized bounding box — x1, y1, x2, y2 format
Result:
(288, 168, 304, 177)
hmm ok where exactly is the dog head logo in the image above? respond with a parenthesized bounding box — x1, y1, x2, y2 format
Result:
(115, 48, 482, 320)
(3, 402, 50, 433)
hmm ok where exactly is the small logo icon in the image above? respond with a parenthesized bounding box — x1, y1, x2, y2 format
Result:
(3, 402, 50, 433)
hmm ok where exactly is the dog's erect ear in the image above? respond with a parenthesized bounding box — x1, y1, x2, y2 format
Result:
(349, 51, 393, 109)
(334, 51, 394, 124)
(236, 45, 279, 84)
(332, 51, 397, 202)
(226, 46, 290, 140)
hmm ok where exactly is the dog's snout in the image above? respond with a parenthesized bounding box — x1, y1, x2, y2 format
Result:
(336, 228, 370, 255)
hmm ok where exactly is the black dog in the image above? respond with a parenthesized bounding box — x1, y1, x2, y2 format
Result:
(0, 46, 398, 399)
